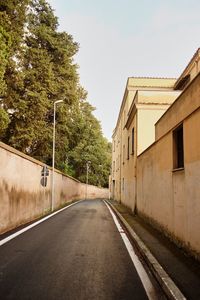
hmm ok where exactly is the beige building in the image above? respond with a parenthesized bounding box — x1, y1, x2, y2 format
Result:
(112, 77, 181, 210)
(111, 48, 200, 258)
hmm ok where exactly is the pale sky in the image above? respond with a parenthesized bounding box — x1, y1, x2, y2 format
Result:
(48, 0, 200, 140)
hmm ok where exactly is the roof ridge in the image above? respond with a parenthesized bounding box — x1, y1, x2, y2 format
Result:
(128, 76, 177, 80)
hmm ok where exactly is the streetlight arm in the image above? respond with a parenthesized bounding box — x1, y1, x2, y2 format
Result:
(54, 100, 64, 105)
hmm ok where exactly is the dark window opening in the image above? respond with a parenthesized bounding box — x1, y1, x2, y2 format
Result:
(173, 125, 184, 169)
(175, 74, 190, 90)
(131, 128, 135, 154)
(127, 136, 130, 160)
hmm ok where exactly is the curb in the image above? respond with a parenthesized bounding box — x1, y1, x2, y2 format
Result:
(105, 200, 187, 300)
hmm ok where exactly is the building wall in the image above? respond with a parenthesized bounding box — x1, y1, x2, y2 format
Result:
(137, 74, 200, 258)
(156, 73, 200, 140)
(0, 142, 109, 234)
(111, 78, 179, 205)
(137, 108, 169, 155)
(111, 119, 122, 202)
(121, 115, 137, 211)
(111, 50, 200, 258)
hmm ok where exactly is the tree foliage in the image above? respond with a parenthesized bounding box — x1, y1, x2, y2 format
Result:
(0, 0, 111, 187)
(66, 100, 111, 186)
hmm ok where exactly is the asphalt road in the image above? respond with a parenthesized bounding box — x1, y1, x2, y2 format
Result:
(0, 199, 158, 300)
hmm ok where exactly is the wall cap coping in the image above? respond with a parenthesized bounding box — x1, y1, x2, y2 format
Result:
(0, 141, 81, 183)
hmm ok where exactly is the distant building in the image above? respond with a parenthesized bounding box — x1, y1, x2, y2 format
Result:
(111, 48, 200, 259)
(111, 77, 181, 209)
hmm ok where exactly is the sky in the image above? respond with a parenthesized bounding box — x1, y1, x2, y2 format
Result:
(48, 0, 200, 140)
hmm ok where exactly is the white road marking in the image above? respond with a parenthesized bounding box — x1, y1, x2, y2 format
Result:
(0, 200, 83, 247)
(104, 201, 158, 300)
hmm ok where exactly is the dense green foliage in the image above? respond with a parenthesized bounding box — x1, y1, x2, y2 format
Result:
(0, 0, 111, 187)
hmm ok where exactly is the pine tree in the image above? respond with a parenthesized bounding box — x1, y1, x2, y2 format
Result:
(0, 0, 29, 137)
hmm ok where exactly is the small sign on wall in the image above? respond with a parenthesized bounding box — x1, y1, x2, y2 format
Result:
(41, 165, 49, 187)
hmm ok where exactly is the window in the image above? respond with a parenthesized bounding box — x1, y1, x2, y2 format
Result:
(113, 161, 115, 176)
(123, 145, 125, 164)
(127, 136, 130, 160)
(131, 127, 135, 154)
(124, 110, 126, 126)
(173, 124, 184, 169)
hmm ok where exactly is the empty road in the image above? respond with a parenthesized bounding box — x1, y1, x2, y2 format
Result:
(0, 199, 163, 300)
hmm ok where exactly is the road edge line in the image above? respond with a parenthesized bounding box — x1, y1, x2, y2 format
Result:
(0, 199, 83, 247)
(104, 200, 158, 299)
(105, 200, 186, 300)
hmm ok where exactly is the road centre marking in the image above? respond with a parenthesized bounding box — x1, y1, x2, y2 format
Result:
(0, 200, 83, 247)
(104, 200, 157, 300)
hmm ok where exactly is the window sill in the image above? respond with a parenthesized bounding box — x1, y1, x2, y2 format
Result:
(172, 167, 184, 173)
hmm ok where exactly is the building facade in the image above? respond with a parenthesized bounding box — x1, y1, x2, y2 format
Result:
(111, 77, 181, 210)
(111, 48, 200, 258)
(137, 70, 200, 258)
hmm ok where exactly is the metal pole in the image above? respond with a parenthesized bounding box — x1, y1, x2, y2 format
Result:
(99, 164, 102, 187)
(85, 161, 90, 200)
(51, 100, 63, 212)
(86, 163, 88, 200)
(51, 102, 56, 212)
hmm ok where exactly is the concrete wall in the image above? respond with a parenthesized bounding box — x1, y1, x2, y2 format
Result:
(0, 142, 109, 234)
(137, 74, 200, 258)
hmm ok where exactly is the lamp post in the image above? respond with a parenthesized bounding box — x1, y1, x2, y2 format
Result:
(85, 161, 91, 200)
(51, 100, 63, 212)
(98, 164, 102, 187)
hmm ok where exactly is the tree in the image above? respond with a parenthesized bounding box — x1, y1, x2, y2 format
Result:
(3, 0, 80, 165)
(66, 100, 111, 187)
(0, 25, 10, 133)
(0, 0, 111, 187)
(0, 24, 11, 96)
(0, 108, 10, 135)
(0, 0, 29, 137)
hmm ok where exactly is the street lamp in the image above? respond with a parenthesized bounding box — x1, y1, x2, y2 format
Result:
(51, 100, 63, 211)
(85, 161, 91, 200)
